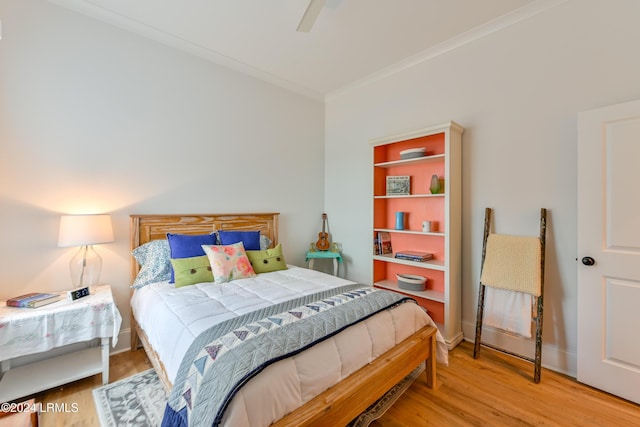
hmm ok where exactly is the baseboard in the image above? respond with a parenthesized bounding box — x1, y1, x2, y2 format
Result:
(445, 331, 465, 350)
(461, 320, 576, 377)
(111, 328, 131, 355)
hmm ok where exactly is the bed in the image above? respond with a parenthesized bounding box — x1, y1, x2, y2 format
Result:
(129, 213, 445, 426)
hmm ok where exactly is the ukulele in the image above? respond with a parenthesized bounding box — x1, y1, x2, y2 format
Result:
(315, 213, 330, 251)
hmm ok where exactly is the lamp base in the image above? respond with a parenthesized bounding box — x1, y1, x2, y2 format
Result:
(69, 245, 102, 287)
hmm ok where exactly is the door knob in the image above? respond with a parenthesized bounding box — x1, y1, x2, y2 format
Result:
(581, 256, 595, 266)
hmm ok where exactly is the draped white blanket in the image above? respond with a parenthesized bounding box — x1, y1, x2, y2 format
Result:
(480, 234, 541, 338)
(483, 287, 533, 338)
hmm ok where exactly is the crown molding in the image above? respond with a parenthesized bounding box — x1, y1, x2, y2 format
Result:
(48, 0, 324, 101)
(48, 0, 568, 104)
(325, 0, 569, 102)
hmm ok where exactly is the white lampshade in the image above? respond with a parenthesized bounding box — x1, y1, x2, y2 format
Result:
(58, 214, 114, 247)
(58, 214, 114, 287)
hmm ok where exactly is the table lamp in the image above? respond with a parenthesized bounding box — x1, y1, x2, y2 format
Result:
(58, 214, 114, 287)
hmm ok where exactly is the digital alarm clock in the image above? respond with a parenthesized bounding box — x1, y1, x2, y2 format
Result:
(67, 286, 91, 301)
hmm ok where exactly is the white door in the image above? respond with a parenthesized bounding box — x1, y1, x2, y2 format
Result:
(577, 99, 640, 404)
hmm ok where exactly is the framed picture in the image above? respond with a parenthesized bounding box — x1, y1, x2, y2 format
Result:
(386, 175, 410, 196)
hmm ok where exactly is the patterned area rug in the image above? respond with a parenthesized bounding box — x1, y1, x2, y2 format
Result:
(92, 369, 168, 427)
(93, 365, 424, 427)
(347, 364, 424, 427)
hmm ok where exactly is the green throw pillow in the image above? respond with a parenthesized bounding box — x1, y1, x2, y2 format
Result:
(170, 255, 213, 288)
(246, 243, 287, 274)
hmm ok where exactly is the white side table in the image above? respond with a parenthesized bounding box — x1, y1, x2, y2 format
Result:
(0, 285, 122, 403)
(305, 251, 343, 276)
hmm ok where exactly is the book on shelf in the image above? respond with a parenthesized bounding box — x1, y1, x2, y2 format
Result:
(394, 251, 433, 262)
(373, 234, 380, 255)
(6, 292, 61, 308)
(377, 232, 393, 255)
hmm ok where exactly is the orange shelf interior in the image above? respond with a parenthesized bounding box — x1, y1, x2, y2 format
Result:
(373, 132, 447, 325)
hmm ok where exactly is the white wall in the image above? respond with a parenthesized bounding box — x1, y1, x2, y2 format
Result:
(4, 0, 640, 376)
(325, 0, 640, 376)
(0, 0, 325, 350)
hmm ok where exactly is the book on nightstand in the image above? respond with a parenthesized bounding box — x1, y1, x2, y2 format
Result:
(6, 292, 62, 308)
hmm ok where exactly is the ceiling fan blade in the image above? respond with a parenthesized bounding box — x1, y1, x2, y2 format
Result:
(296, 0, 327, 32)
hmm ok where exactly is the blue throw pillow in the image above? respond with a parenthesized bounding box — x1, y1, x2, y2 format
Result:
(167, 233, 218, 282)
(217, 230, 261, 250)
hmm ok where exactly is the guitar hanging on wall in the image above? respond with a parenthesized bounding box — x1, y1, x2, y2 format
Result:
(316, 213, 330, 251)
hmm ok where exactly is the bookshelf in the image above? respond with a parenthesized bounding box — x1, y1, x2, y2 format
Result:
(371, 121, 463, 349)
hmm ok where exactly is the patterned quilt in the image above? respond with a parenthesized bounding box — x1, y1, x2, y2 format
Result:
(161, 284, 413, 426)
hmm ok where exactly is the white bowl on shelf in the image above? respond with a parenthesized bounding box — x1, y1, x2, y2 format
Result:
(399, 147, 426, 160)
(396, 274, 427, 291)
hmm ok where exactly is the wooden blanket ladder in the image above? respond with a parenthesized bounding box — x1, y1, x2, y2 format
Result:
(473, 207, 547, 383)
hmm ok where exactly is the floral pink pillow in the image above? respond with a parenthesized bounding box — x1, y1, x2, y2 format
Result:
(201, 242, 256, 284)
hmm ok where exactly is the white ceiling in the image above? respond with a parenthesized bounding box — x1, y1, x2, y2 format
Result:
(49, 0, 553, 100)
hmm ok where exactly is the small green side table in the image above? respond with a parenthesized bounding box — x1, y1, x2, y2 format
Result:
(305, 251, 343, 276)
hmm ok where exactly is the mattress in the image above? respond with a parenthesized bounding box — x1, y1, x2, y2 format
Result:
(132, 266, 446, 426)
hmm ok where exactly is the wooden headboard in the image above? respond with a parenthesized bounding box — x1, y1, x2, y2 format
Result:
(129, 213, 279, 283)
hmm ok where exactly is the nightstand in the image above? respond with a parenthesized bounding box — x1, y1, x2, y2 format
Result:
(305, 251, 343, 276)
(0, 285, 122, 403)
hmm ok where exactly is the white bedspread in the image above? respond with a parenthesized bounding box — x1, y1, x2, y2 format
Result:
(132, 266, 446, 426)
(131, 266, 361, 381)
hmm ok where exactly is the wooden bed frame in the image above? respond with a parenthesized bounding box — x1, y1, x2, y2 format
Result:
(129, 213, 437, 426)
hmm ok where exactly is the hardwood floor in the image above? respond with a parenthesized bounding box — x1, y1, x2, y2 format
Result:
(36, 348, 152, 427)
(32, 341, 639, 426)
(374, 341, 640, 426)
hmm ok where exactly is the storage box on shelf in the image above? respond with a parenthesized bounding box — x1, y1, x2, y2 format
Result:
(370, 121, 463, 350)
